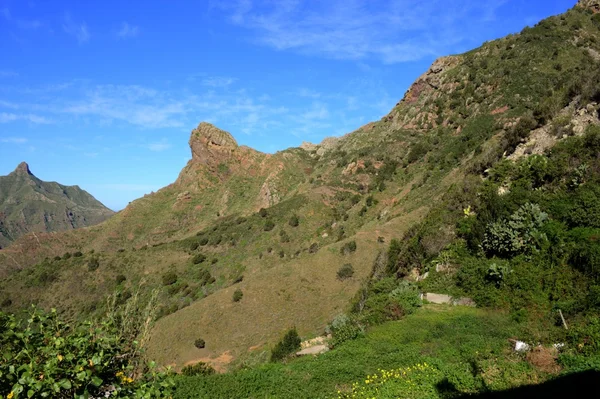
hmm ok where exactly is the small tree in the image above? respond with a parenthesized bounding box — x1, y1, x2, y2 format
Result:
(233, 289, 243, 302)
(289, 215, 299, 227)
(192, 253, 207, 264)
(337, 263, 354, 280)
(270, 328, 302, 362)
(264, 220, 275, 231)
(194, 338, 206, 349)
(87, 257, 100, 271)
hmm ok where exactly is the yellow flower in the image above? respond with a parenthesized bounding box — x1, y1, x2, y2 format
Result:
(57, 354, 63, 362)
(7, 392, 14, 399)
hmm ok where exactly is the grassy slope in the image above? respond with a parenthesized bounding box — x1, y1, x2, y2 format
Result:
(174, 305, 542, 399)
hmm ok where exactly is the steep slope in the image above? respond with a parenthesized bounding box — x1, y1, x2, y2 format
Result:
(1, 0, 600, 372)
(0, 162, 114, 249)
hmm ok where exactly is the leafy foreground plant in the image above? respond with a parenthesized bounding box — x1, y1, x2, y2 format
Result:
(0, 305, 174, 398)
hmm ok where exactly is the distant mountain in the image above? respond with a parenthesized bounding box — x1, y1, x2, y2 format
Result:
(0, 162, 114, 248)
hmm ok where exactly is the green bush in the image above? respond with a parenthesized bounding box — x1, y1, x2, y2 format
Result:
(199, 237, 209, 246)
(73, 251, 83, 257)
(270, 328, 301, 362)
(181, 362, 215, 377)
(259, 208, 268, 218)
(162, 272, 178, 286)
(199, 270, 215, 286)
(340, 241, 357, 255)
(264, 220, 275, 231)
(194, 338, 206, 349)
(87, 257, 100, 271)
(309, 243, 319, 253)
(327, 314, 364, 347)
(233, 289, 243, 302)
(0, 307, 174, 398)
(192, 253, 207, 264)
(116, 274, 127, 285)
(289, 215, 299, 227)
(63, 252, 72, 260)
(190, 242, 199, 251)
(337, 264, 355, 280)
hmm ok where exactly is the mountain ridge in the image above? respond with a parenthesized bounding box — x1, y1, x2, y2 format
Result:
(0, 162, 115, 249)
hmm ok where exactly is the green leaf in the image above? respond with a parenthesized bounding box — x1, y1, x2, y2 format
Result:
(91, 376, 103, 387)
(27, 389, 35, 398)
(59, 379, 72, 389)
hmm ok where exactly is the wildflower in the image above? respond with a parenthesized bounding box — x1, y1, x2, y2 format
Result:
(7, 392, 14, 399)
(57, 354, 63, 362)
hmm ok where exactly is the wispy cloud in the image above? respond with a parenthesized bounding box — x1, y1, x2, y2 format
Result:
(0, 7, 10, 20)
(215, 0, 507, 64)
(0, 112, 51, 124)
(0, 137, 28, 144)
(116, 22, 139, 38)
(63, 13, 90, 44)
(201, 76, 236, 87)
(145, 139, 172, 152)
(0, 70, 18, 78)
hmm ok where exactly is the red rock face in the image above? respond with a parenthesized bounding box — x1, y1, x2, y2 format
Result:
(578, 0, 600, 13)
(188, 122, 239, 167)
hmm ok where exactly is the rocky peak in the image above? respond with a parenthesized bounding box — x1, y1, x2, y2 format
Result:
(188, 122, 238, 166)
(578, 0, 600, 13)
(13, 161, 33, 176)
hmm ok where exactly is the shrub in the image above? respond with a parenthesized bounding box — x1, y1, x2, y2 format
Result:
(340, 241, 357, 255)
(198, 270, 215, 286)
(337, 263, 355, 280)
(327, 314, 364, 347)
(115, 274, 126, 285)
(199, 237, 209, 246)
(194, 338, 206, 349)
(53, 256, 61, 261)
(309, 243, 319, 253)
(181, 362, 215, 377)
(482, 202, 548, 258)
(289, 215, 300, 227)
(162, 272, 178, 286)
(73, 251, 83, 257)
(233, 289, 243, 302)
(87, 257, 100, 271)
(190, 242, 199, 251)
(279, 250, 285, 258)
(0, 307, 175, 398)
(192, 253, 207, 264)
(270, 328, 302, 362)
(63, 252, 72, 260)
(259, 208, 268, 218)
(264, 220, 275, 231)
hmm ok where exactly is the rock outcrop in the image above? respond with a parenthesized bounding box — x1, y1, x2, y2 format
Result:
(578, 0, 600, 13)
(189, 122, 238, 168)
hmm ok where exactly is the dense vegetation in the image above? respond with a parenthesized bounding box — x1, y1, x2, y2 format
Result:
(2, 3, 600, 398)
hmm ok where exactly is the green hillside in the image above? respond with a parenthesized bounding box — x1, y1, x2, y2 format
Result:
(1, 1, 600, 398)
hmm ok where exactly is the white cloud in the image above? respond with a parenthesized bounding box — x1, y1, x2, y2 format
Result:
(201, 76, 236, 87)
(63, 14, 90, 44)
(0, 70, 18, 78)
(145, 139, 172, 152)
(0, 112, 52, 124)
(117, 22, 139, 38)
(1, 7, 10, 20)
(0, 137, 27, 144)
(216, 0, 508, 64)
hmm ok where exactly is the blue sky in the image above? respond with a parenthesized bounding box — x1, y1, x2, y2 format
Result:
(0, 0, 576, 210)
